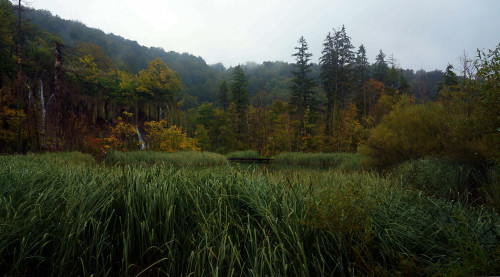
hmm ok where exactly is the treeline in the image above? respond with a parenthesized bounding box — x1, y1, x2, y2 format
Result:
(0, 1, 498, 168)
(193, 27, 498, 168)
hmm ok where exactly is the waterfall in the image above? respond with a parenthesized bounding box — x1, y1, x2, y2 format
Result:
(159, 106, 163, 120)
(136, 127, 146, 150)
(39, 79, 46, 136)
(165, 102, 173, 126)
(27, 85, 34, 107)
(46, 94, 55, 108)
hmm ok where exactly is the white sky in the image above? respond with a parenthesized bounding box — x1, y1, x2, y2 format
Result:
(29, 0, 500, 71)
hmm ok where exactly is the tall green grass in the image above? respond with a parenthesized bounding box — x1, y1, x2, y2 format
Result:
(104, 150, 228, 166)
(226, 150, 262, 159)
(0, 153, 498, 276)
(274, 152, 365, 171)
(393, 157, 491, 203)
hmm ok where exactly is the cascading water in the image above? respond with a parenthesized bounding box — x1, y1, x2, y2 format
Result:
(165, 102, 173, 126)
(136, 127, 146, 150)
(27, 84, 34, 107)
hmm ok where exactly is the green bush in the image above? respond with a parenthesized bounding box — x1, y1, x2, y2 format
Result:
(360, 103, 447, 168)
(361, 100, 499, 169)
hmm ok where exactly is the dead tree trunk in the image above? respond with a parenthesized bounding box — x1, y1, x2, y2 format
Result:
(54, 42, 62, 150)
(16, 0, 23, 152)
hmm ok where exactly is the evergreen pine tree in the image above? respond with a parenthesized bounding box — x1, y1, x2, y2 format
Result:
(319, 26, 355, 149)
(290, 36, 316, 115)
(320, 26, 355, 111)
(437, 64, 459, 92)
(336, 26, 355, 107)
(373, 50, 389, 84)
(218, 80, 230, 111)
(320, 31, 337, 122)
(230, 65, 249, 140)
(355, 44, 370, 115)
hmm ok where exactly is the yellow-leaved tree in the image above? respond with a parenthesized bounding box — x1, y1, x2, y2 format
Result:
(136, 58, 182, 103)
(0, 89, 25, 152)
(102, 112, 138, 151)
(144, 120, 199, 152)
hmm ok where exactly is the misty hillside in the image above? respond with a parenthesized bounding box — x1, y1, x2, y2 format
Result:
(26, 9, 308, 105)
(26, 8, 445, 107)
(26, 8, 223, 104)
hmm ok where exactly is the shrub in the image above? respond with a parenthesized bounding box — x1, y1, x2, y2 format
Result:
(360, 103, 447, 168)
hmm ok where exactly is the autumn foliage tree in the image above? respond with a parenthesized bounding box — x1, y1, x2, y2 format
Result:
(102, 112, 138, 152)
(137, 58, 182, 123)
(0, 89, 25, 152)
(144, 120, 199, 152)
(361, 44, 500, 168)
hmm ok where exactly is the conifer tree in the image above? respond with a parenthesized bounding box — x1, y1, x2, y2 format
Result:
(319, 26, 355, 150)
(355, 44, 370, 115)
(336, 26, 355, 107)
(218, 80, 230, 111)
(373, 50, 389, 84)
(320, 26, 355, 111)
(437, 64, 459, 92)
(230, 65, 249, 140)
(320, 31, 338, 121)
(290, 36, 316, 115)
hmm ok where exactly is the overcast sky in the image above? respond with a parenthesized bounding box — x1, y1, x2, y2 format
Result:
(29, 0, 500, 71)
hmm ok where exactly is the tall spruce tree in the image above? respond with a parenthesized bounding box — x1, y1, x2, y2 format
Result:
(320, 26, 355, 111)
(320, 31, 337, 115)
(355, 44, 370, 115)
(290, 36, 316, 115)
(230, 65, 249, 139)
(218, 80, 230, 111)
(373, 49, 389, 84)
(336, 26, 355, 107)
(319, 26, 355, 142)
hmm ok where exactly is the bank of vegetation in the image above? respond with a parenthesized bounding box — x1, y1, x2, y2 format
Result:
(0, 153, 498, 276)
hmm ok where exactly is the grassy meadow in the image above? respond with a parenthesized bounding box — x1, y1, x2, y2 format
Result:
(0, 152, 499, 276)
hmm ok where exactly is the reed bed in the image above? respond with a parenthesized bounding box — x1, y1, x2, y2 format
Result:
(104, 150, 229, 166)
(392, 157, 486, 202)
(226, 150, 262, 159)
(273, 152, 365, 171)
(0, 153, 498, 276)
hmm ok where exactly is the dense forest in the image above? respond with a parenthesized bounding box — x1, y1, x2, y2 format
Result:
(0, 0, 498, 168)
